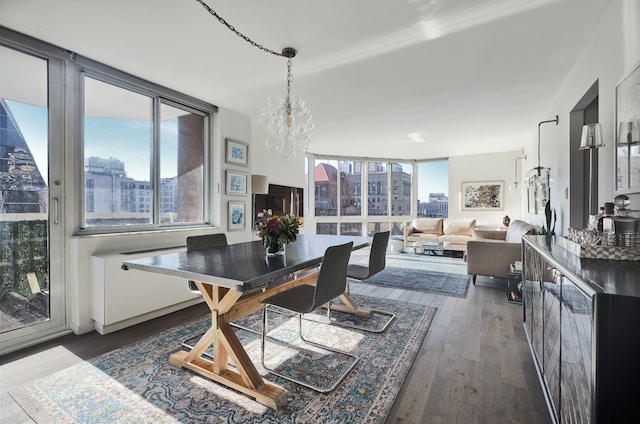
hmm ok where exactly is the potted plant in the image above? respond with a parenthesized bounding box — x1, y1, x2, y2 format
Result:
(539, 200, 556, 236)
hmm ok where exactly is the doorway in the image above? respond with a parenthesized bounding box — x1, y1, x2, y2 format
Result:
(569, 80, 599, 229)
(0, 44, 66, 353)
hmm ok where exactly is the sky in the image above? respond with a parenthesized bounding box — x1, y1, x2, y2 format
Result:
(8, 100, 179, 182)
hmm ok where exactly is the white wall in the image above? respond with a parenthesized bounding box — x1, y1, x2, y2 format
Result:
(448, 151, 525, 226)
(530, 0, 640, 234)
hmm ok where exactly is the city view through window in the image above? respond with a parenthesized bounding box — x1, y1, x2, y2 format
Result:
(82, 77, 206, 227)
(309, 157, 448, 236)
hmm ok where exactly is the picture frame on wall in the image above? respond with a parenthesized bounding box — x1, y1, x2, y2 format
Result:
(226, 170, 247, 195)
(228, 201, 246, 231)
(615, 61, 640, 194)
(461, 181, 504, 211)
(225, 138, 249, 166)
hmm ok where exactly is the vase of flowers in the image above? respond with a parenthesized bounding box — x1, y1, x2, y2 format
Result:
(255, 209, 301, 256)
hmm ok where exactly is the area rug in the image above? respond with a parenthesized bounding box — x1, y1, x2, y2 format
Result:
(10, 295, 436, 424)
(359, 254, 470, 297)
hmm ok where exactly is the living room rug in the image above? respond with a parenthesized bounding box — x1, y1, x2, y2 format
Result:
(359, 254, 471, 298)
(10, 294, 436, 424)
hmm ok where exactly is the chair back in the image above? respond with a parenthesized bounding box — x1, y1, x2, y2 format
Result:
(312, 242, 353, 308)
(187, 233, 228, 251)
(366, 231, 390, 277)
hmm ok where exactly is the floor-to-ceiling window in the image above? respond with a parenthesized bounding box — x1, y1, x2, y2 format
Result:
(0, 42, 65, 352)
(307, 156, 442, 237)
(417, 160, 449, 218)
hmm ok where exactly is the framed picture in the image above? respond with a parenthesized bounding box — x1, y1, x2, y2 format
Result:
(228, 201, 246, 231)
(615, 61, 640, 194)
(226, 170, 247, 195)
(461, 181, 504, 211)
(225, 138, 249, 166)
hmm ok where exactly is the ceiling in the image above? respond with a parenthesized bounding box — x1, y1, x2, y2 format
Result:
(0, 0, 612, 160)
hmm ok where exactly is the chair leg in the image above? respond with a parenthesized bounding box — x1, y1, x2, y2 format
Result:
(261, 305, 359, 393)
(472, 275, 476, 285)
(322, 278, 395, 333)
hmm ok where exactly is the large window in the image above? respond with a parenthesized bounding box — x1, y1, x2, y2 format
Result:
(308, 155, 433, 236)
(417, 160, 449, 217)
(314, 159, 338, 216)
(391, 162, 412, 216)
(340, 160, 362, 216)
(82, 74, 211, 230)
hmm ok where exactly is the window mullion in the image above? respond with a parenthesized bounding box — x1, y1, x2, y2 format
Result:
(152, 97, 161, 225)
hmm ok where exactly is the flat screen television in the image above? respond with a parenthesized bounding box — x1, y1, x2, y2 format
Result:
(254, 184, 303, 217)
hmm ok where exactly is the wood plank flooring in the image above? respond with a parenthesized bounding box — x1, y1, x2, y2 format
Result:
(0, 263, 551, 424)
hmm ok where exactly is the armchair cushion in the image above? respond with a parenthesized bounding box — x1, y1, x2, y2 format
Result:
(505, 220, 535, 243)
(411, 218, 443, 234)
(444, 218, 476, 236)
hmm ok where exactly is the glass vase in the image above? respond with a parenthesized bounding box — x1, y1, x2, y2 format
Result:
(266, 240, 286, 256)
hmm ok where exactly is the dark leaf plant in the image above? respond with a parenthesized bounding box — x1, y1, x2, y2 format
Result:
(540, 200, 556, 236)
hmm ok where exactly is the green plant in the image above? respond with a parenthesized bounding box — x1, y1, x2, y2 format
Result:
(255, 209, 301, 247)
(540, 200, 556, 236)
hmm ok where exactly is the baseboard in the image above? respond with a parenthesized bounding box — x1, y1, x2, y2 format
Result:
(94, 298, 204, 335)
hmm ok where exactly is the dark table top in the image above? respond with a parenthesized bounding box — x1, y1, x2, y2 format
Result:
(524, 235, 640, 297)
(122, 234, 371, 292)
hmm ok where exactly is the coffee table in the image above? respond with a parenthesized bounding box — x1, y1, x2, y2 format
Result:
(409, 240, 444, 256)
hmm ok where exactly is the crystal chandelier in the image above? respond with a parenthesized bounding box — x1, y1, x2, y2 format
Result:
(194, 1, 313, 161)
(259, 48, 314, 161)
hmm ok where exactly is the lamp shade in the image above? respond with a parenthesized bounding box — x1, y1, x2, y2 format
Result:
(618, 119, 640, 145)
(579, 123, 605, 150)
(251, 174, 269, 194)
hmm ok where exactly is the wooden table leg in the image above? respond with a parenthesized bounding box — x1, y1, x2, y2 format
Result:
(168, 282, 287, 409)
(325, 293, 374, 318)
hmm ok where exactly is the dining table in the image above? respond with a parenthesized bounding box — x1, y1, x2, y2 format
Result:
(122, 234, 372, 409)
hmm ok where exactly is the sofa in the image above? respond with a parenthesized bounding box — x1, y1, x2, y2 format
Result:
(465, 219, 535, 284)
(403, 218, 476, 252)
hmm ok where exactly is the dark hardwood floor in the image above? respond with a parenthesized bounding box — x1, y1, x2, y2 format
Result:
(0, 274, 551, 424)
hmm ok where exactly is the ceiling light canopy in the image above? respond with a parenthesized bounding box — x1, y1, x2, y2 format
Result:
(195, 0, 313, 161)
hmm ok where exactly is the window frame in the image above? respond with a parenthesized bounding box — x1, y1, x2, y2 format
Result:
(75, 56, 216, 234)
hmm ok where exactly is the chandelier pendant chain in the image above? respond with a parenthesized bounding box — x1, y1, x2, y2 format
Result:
(195, 0, 285, 58)
(285, 58, 293, 115)
(195, 0, 313, 160)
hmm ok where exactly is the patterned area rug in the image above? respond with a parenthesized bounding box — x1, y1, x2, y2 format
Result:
(360, 254, 470, 297)
(10, 295, 436, 424)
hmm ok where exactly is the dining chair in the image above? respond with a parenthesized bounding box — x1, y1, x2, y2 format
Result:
(346, 230, 390, 283)
(341, 230, 395, 333)
(260, 241, 359, 393)
(186, 233, 228, 293)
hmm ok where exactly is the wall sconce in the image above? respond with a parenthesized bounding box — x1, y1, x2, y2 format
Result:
(525, 116, 558, 213)
(508, 153, 527, 195)
(579, 123, 605, 218)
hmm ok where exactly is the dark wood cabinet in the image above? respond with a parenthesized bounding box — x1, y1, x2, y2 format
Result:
(522, 235, 640, 424)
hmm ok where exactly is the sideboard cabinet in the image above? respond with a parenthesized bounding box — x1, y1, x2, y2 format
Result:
(522, 235, 640, 424)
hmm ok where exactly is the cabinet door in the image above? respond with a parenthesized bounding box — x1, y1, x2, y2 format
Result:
(543, 269, 561, 419)
(560, 276, 592, 424)
(523, 244, 544, 366)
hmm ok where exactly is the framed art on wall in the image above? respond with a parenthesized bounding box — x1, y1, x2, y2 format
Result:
(228, 201, 246, 231)
(461, 181, 504, 210)
(615, 61, 640, 194)
(225, 138, 249, 166)
(226, 170, 247, 195)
